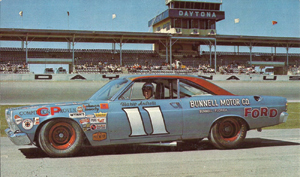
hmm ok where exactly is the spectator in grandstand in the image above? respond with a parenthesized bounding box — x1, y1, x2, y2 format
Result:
(98, 61, 103, 73)
(219, 66, 226, 75)
(84, 62, 88, 69)
(23, 63, 27, 69)
(172, 62, 176, 70)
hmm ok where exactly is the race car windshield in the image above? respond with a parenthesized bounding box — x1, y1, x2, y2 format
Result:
(88, 79, 128, 100)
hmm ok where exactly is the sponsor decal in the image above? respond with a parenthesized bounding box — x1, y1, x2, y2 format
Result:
(69, 112, 86, 118)
(14, 115, 23, 125)
(214, 108, 228, 113)
(93, 132, 107, 141)
(19, 110, 38, 116)
(33, 117, 40, 125)
(90, 124, 106, 130)
(36, 107, 61, 116)
(90, 118, 106, 124)
(55, 103, 67, 106)
(83, 104, 100, 112)
(77, 106, 83, 113)
(190, 99, 218, 108)
(86, 114, 95, 118)
(198, 108, 228, 114)
(219, 99, 241, 106)
(244, 107, 278, 118)
(190, 98, 250, 108)
(82, 123, 91, 132)
(34, 107, 77, 116)
(241, 99, 250, 106)
(90, 124, 97, 130)
(120, 101, 157, 107)
(138, 101, 156, 106)
(94, 112, 107, 118)
(100, 103, 109, 109)
(79, 118, 90, 124)
(199, 109, 213, 114)
(22, 119, 33, 130)
(121, 102, 138, 107)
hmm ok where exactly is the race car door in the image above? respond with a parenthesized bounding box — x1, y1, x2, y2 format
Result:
(108, 79, 183, 143)
(178, 79, 217, 139)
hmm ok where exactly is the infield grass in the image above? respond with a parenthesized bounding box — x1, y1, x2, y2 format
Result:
(1, 103, 299, 137)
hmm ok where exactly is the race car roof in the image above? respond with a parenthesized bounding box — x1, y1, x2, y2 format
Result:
(124, 74, 233, 95)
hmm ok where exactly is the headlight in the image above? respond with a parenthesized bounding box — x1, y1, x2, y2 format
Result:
(5, 109, 19, 132)
(5, 109, 11, 124)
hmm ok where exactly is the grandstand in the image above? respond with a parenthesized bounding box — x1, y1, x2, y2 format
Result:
(1, 47, 299, 66)
(1, 47, 299, 75)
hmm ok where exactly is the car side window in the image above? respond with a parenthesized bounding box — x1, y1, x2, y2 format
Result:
(119, 79, 178, 100)
(119, 82, 157, 100)
(179, 80, 212, 98)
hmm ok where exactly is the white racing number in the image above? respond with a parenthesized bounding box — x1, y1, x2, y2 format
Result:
(123, 106, 169, 137)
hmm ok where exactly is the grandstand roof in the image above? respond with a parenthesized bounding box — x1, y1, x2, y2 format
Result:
(0, 28, 170, 44)
(0, 28, 299, 48)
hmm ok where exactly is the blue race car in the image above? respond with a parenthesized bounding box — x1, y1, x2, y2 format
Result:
(5, 75, 288, 157)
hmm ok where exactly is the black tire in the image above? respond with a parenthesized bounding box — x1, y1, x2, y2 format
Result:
(38, 119, 83, 157)
(209, 117, 247, 149)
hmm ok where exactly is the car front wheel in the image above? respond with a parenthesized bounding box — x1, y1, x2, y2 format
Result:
(209, 117, 247, 149)
(38, 119, 83, 157)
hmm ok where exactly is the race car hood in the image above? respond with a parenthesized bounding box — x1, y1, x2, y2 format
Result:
(9, 102, 84, 111)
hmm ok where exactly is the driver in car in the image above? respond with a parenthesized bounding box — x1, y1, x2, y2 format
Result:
(142, 83, 154, 100)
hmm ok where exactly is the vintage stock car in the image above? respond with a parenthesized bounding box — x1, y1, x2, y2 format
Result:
(5, 75, 288, 157)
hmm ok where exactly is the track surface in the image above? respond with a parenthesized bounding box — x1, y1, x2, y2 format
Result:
(1, 129, 299, 177)
(1, 80, 300, 176)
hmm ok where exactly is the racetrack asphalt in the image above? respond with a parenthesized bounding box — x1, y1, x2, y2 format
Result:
(1, 129, 299, 177)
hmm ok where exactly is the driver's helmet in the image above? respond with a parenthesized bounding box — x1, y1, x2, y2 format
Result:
(142, 83, 154, 96)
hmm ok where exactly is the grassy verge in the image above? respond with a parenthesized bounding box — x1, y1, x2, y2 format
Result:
(1, 103, 299, 137)
(264, 102, 300, 129)
(0, 105, 25, 137)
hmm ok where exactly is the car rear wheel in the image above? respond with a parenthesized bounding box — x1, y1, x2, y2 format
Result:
(38, 119, 83, 157)
(209, 117, 247, 149)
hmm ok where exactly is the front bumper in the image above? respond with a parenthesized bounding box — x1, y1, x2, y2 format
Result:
(5, 128, 32, 145)
(279, 112, 288, 123)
